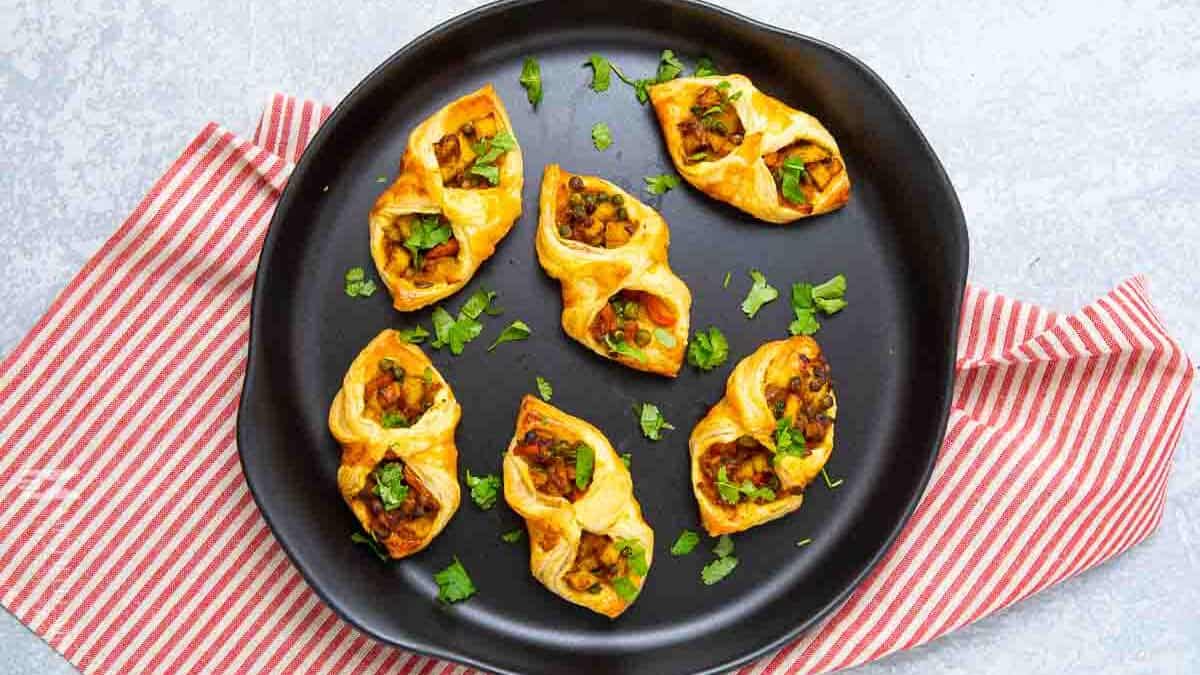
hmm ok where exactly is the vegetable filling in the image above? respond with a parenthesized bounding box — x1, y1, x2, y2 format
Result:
(699, 435, 786, 507)
(590, 291, 677, 357)
(513, 429, 595, 500)
(564, 532, 644, 597)
(677, 82, 745, 163)
(358, 456, 441, 547)
(555, 175, 639, 248)
(433, 114, 515, 189)
(764, 350, 835, 443)
(381, 213, 459, 286)
(763, 141, 844, 210)
(363, 357, 441, 429)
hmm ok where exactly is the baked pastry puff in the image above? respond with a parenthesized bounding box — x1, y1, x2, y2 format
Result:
(329, 329, 461, 558)
(370, 84, 523, 311)
(503, 396, 654, 618)
(535, 165, 691, 377)
(690, 336, 837, 535)
(648, 75, 850, 223)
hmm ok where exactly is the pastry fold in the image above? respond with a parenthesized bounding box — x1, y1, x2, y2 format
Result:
(329, 329, 461, 558)
(503, 396, 654, 618)
(690, 336, 837, 535)
(535, 164, 691, 377)
(649, 74, 850, 224)
(370, 84, 523, 310)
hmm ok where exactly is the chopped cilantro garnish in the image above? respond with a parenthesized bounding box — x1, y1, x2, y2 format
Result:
(701, 555, 738, 585)
(604, 332, 648, 362)
(351, 531, 389, 561)
(489, 320, 531, 351)
(403, 215, 452, 271)
(430, 289, 503, 355)
(612, 576, 639, 601)
(468, 162, 499, 185)
(519, 56, 543, 106)
(712, 534, 735, 558)
(773, 416, 809, 460)
(344, 267, 378, 298)
(694, 55, 719, 77)
(670, 530, 700, 556)
(780, 156, 808, 204)
(395, 325, 430, 344)
(379, 410, 410, 429)
(636, 403, 674, 441)
(574, 443, 595, 490)
(643, 173, 680, 195)
(656, 49, 684, 82)
(741, 269, 779, 318)
(586, 54, 612, 92)
(723, 271, 732, 288)
(373, 462, 409, 509)
(501, 529, 524, 543)
(616, 538, 650, 576)
(821, 467, 844, 489)
(715, 465, 775, 504)
(467, 131, 517, 186)
(461, 287, 502, 319)
(535, 376, 553, 401)
(687, 326, 729, 371)
(790, 275, 847, 335)
(591, 122, 613, 151)
(811, 274, 848, 314)
(620, 452, 632, 469)
(796, 538, 813, 547)
(434, 557, 476, 603)
(466, 470, 501, 510)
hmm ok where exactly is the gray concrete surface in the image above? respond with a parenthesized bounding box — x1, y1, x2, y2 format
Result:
(1, 1, 1197, 673)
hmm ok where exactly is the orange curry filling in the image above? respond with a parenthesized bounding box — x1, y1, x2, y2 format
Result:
(432, 113, 512, 189)
(678, 83, 745, 163)
(699, 351, 834, 507)
(357, 454, 440, 548)
(363, 357, 441, 429)
(381, 212, 460, 287)
(513, 428, 594, 501)
(590, 290, 677, 353)
(763, 141, 845, 210)
(555, 175, 639, 248)
(564, 532, 631, 593)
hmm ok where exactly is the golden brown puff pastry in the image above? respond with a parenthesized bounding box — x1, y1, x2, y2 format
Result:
(535, 164, 691, 377)
(329, 329, 462, 558)
(370, 84, 524, 311)
(690, 336, 837, 536)
(648, 74, 850, 224)
(503, 396, 654, 618)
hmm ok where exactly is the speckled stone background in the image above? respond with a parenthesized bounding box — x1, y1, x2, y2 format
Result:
(1, 1, 1197, 673)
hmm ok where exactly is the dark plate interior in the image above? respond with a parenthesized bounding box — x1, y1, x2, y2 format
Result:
(236, 1, 968, 673)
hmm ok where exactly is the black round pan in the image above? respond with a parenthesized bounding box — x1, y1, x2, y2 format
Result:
(236, 1, 968, 673)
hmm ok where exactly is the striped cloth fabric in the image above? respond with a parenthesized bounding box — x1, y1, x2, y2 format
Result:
(0, 93, 1193, 675)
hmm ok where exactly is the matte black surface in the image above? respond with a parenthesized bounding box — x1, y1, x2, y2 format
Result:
(236, 1, 969, 673)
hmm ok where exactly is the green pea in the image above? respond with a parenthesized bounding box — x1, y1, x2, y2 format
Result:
(634, 329, 651, 347)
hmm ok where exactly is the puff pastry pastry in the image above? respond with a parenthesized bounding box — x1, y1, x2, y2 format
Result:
(370, 85, 523, 311)
(329, 329, 462, 558)
(690, 336, 837, 535)
(649, 75, 850, 224)
(535, 164, 691, 377)
(503, 396, 654, 618)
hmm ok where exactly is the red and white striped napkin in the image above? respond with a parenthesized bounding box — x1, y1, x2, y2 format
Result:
(0, 94, 1193, 675)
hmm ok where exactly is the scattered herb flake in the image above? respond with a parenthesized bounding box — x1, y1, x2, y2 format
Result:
(344, 267, 378, 298)
(586, 54, 612, 92)
(636, 403, 674, 441)
(604, 332, 648, 363)
(780, 156, 808, 204)
(723, 271, 731, 288)
(694, 55, 719, 77)
(466, 470, 501, 510)
(773, 416, 809, 460)
(403, 215, 453, 271)
(670, 530, 700, 556)
(380, 410, 410, 429)
(656, 49, 684, 82)
(620, 452, 632, 469)
(373, 462, 409, 509)
(617, 538, 650, 576)
(395, 325, 430, 344)
(489, 320, 531, 350)
(591, 122, 613, 151)
(351, 531, 389, 561)
(574, 443, 596, 490)
(612, 576, 639, 601)
(741, 269, 779, 318)
(821, 467, 844, 489)
(519, 56, 543, 106)
(536, 376, 553, 401)
(460, 287, 500, 319)
(796, 538, 813, 547)
(643, 173, 681, 195)
(712, 534, 735, 558)
(434, 557, 476, 603)
(501, 529, 524, 543)
(701, 555, 738, 585)
(687, 326, 729, 371)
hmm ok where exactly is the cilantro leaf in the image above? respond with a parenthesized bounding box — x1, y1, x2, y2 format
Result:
(434, 557, 476, 603)
(774, 416, 809, 460)
(501, 529, 524, 543)
(716, 466, 741, 504)
(687, 326, 729, 371)
(791, 282, 815, 310)
(446, 316, 482, 355)
(468, 162, 500, 186)
(395, 325, 430, 344)
(344, 267, 378, 297)
(789, 276, 846, 334)
(373, 462, 409, 509)
(694, 55, 719, 77)
(489, 320, 532, 351)
(636, 402, 674, 441)
(620, 452, 632, 469)
(380, 410, 410, 429)
(519, 56, 543, 106)
(741, 269, 779, 318)
(465, 470, 501, 510)
(652, 327, 676, 348)
(591, 122, 613, 151)
(701, 555, 738, 585)
(643, 173, 680, 195)
(780, 156, 808, 204)
(351, 531, 389, 561)
(616, 538, 650, 576)
(422, 366, 433, 384)
(712, 534, 735, 558)
(656, 49, 684, 82)
(790, 308, 820, 336)
(430, 306, 456, 348)
(811, 274, 847, 314)
(670, 530, 700, 556)
(460, 287, 501, 319)
(586, 54, 611, 92)
(574, 443, 595, 490)
(535, 376, 553, 401)
(604, 333, 647, 362)
(612, 576, 639, 601)
(403, 216, 452, 270)
(633, 78, 654, 103)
